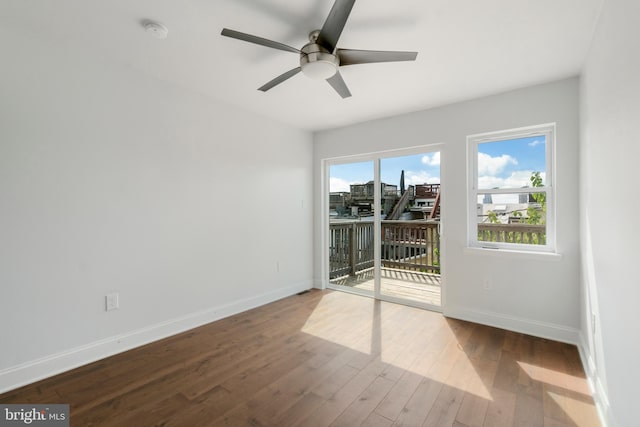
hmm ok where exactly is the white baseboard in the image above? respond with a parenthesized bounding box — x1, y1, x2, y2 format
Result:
(0, 280, 312, 394)
(442, 306, 580, 344)
(577, 333, 614, 427)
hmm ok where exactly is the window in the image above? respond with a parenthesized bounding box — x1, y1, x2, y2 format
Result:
(468, 124, 554, 252)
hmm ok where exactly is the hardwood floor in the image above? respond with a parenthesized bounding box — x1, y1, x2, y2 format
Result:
(0, 290, 600, 427)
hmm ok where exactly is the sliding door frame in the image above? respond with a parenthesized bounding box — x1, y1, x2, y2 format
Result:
(321, 144, 446, 311)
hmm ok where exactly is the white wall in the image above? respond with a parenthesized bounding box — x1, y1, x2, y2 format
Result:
(580, 0, 640, 425)
(314, 78, 581, 342)
(0, 26, 313, 391)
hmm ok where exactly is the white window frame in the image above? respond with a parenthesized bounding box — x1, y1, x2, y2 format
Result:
(467, 123, 555, 253)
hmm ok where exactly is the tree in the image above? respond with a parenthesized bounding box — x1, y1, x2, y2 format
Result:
(526, 171, 545, 225)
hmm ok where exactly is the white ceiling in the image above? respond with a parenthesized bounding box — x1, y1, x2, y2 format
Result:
(2, 0, 603, 131)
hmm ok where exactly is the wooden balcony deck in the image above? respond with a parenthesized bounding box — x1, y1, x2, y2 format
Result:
(330, 267, 441, 306)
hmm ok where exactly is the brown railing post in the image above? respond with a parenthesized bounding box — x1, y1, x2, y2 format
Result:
(349, 223, 356, 275)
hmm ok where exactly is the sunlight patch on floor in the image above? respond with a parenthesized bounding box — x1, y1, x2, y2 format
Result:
(518, 361, 590, 395)
(547, 391, 601, 427)
(301, 292, 493, 402)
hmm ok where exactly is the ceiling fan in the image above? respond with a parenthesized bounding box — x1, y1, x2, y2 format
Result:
(221, 0, 418, 98)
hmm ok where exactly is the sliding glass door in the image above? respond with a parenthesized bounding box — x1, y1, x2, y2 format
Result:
(326, 148, 442, 310)
(379, 153, 441, 307)
(328, 161, 375, 297)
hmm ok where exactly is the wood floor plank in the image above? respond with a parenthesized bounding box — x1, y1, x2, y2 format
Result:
(393, 320, 475, 427)
(374, 350, 439, 421)
(297, 333, 409, 427)
(517, 336, 545, 398)
(421, 384, 466, 427)
(456, 383, 491, 426)
(275, 392, 326, 426)
(297, 365, 380, 426)
(483, 387, 516, 427)
(232, 341, 359, 424)
(392, 377, 443, 427)
(329, 376, 395, 427)
(312, 363, 361, 401)
(544, 415, 574, 427)
(0, 290, 600, 427)
(455, 356, 499, 427)
(422, 348, 478, 427)
(514, 392, 545, 427)
(493, 349, 522, 394)
(362, 412, 394, 427)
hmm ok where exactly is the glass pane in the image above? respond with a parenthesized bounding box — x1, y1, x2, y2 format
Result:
(477, 136, 546, 190)
(328, 161, 374, 295)
(379, 152, 441, 306)
(476, 192, 547, 245)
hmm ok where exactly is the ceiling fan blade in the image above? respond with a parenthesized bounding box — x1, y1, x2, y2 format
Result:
(338, 49, 418, 66)
(317, 0, 356, 52)
(326, 71, 352, 98)
(221, 28, 300, 54)
(258, 67, 302, 92)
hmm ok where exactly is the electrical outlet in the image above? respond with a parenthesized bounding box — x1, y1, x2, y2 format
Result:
(106, 292, 119, 311)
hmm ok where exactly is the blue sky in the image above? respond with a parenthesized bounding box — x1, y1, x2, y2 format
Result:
(329, 152, 440, 192)
(329, 135, 546, 193)
(477, 135, 546, 189)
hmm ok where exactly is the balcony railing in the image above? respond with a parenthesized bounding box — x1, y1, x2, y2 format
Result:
(329, 221, 547, 280)
(477, 223, 546, 245)
(329, 220, 440, 279)
(329, 221, 375, 278)
(382, 221, 440, 272)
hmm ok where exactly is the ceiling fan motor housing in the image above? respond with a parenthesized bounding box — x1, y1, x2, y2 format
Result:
(300, 42, 339, 80)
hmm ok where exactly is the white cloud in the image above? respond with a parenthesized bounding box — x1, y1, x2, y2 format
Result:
(421, 152, 441, 166)
(329, 177, 351, 192)
(478, 170, 546, 189)
(404, 171, 440, 186)
(528, 139, 544, 147)
(478, 153, 518, 175)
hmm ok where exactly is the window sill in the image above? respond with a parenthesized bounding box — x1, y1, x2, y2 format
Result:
(464, 246, 562, 261)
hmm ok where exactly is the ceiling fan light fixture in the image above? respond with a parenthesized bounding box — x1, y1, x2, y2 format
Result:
(301, 60, 337, 80)
(300, 43, 339, 80)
